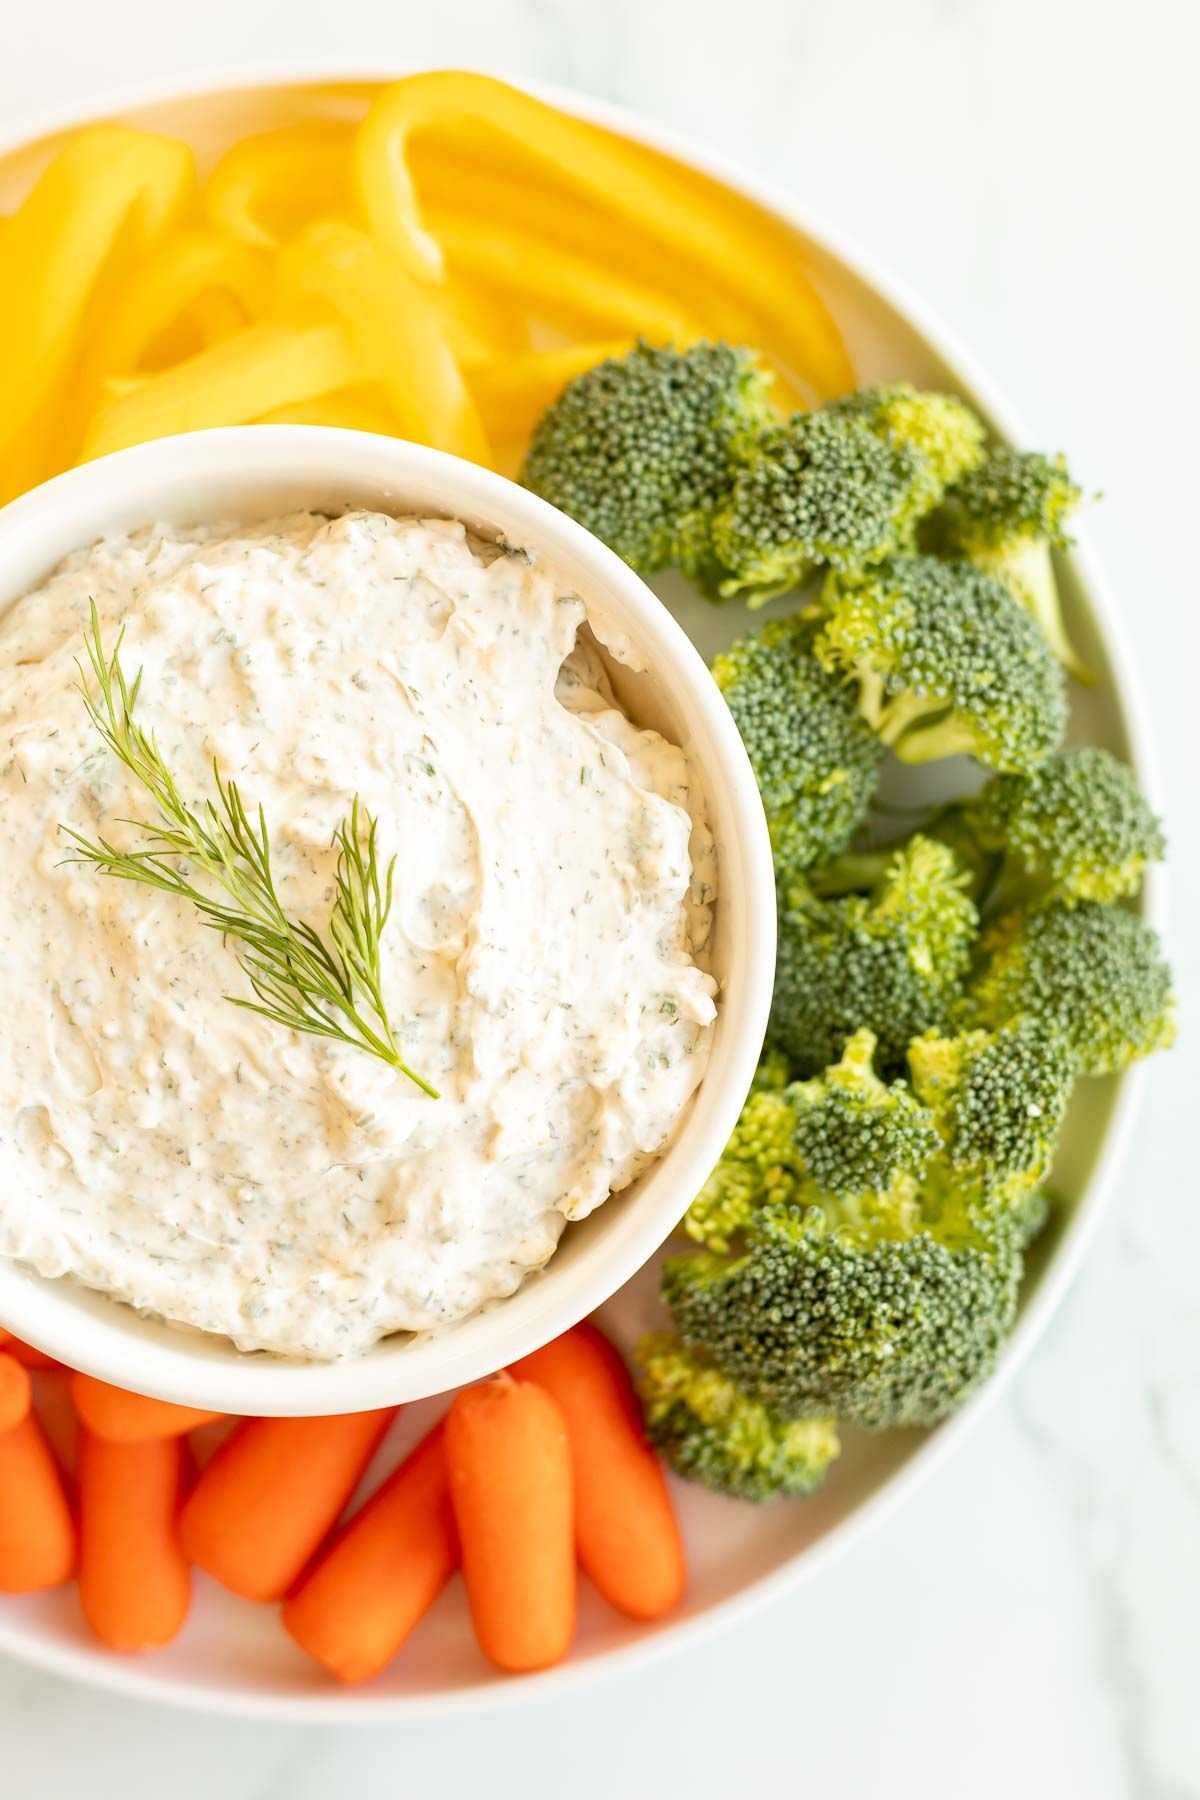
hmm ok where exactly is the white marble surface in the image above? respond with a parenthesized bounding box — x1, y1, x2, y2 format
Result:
(1, 2, 1198, 1794)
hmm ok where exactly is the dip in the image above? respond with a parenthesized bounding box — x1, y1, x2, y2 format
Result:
(0, 511, 717, 1358)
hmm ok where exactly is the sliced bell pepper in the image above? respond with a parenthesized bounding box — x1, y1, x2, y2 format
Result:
(469, 339, 632, 441)
(277, 220, 489, 463)
(413, 144, 807, 404)
(79, 319, 362, 462)
(430, 211, 700, 344)
(352, 71, 853, 398)
(204, 123, 352, 248)
(0, 125, 196, 499)
(76, 230, 271, 410)
(435, 278, 530, 366)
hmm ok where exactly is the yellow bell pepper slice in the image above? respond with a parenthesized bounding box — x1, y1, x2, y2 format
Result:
(435, 279, 530, 366)
(255, 385, 398, 434)
(204, 123, 352, 248)
(429, 210, 700, 344)
(412, 144, 807, 403)
(77, 230, 271, 399)
(0, 125, 196, 499)
(190, 286, 259, 347)
(352, 71, 853, 398)
(469, 340, 632, 441)
(80, 319, 362, 462)
(277, 221, 489, 463)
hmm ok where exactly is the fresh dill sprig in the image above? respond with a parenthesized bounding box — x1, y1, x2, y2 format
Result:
(61, 602, 438, 1098)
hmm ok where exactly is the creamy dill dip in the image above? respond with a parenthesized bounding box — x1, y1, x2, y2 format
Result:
(0, 511, 717, 1358)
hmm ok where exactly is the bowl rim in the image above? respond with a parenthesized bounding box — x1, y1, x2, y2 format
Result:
(0, 63, 1168, 1719)
(0, 423, 777, 1412)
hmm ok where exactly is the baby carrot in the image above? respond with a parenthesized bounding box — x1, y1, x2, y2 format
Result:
(2, 1336, 63, 1370)
(180, 1409, 395, 1601)
(445, 1376, 574, 1672)
(77, 1430, 190, 1651)
(0, 1408, 75, 1591)
(512, 1322, 686, 1621)
(0, 1352, 32, 1434)
(71, 1373, 223, 1443)
(283, 1423, 458, 1683)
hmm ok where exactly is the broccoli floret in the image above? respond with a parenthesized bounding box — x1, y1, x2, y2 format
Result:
(686, 1030, 938, 1252)
(521, 340, 774, 580)
(788, 1028, 939, 1204)
(709, 409, 926, 603)
(967, 747, 1165, 907)
(663, 1169, 1024, 1430)
(750, 1045, 792, 1092)
(636, 1334, 840, 1501)
(712, 614, 883, 881)
(772, 836, 978, 1076)
(685, 1070, 806, 1254)
(908, 1017, 1074, 1205)
(971, 901, 1176, 1077)
(828, 382, 986, 492)
(816, 554, 1068, 772)
(942, 448, 1090, 680)
(812, 806, 999, 906)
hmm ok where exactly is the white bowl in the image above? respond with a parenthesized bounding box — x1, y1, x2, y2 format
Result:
(0, 69, 1166, 1720)
(0, 425, 776, 1414)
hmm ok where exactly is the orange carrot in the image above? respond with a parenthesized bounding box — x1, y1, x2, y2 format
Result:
(512, 1322, 686, 1620)
(283, 1423, 457, 1682)
(180, 1408, 395, 1601)
(71, 1372, 223, 1443)
(445, 1376, 574, 1672)
(77, 1430, 190, 1650)
(0, 1408, 76, 1591)
(2, 1336, 64, 1370)
(0, 1352, 32, 1434)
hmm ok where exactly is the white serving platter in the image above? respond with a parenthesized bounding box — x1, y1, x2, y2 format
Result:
(0, 65, 1165, 1718)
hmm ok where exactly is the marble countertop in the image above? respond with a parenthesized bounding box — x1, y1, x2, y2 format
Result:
(1, 2, 1197, 1794)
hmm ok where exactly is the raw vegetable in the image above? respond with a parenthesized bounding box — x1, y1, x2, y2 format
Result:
(771, 836, 978, 1078)
(445, 1377, 575, 1672)
(971, 901, 1176, 1077)
(522, 340, 776, 583)
(0, 123, 195, 499)
(81, 320, 362, 461)
(0, 1337, 63, 1370)
(816, 554, 1068, 771)
(276, 221, 489, 461)
(352, 70, 853, 398)
(908, 1017, 1074, 1205)
(76, 229, 271, 419)
(77, 1432, 191, 1651)
(963, 747, 1166, 909)
(180, 1410, 396, 1602)
(663, 1162, 1028, 1432)
(0, 1354, 32, 1434)
(70, 1373, 223, 1443)
(283, 1424, 458, 1683)
(940, 446, 1090, 679)
(711, 613, 884, 885)
(0, 1408, 76, 1592)
(203, 122, 352, 248)
(637, 1335, 839, 1501)
(685, 1031, 938, 1254)
(512, 1322, 686, 1621)
(0, 76, 853, 497)
(709, 385, 982, 602)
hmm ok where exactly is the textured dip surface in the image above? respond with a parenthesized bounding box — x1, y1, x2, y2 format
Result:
(0, 512, 717, 1357)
